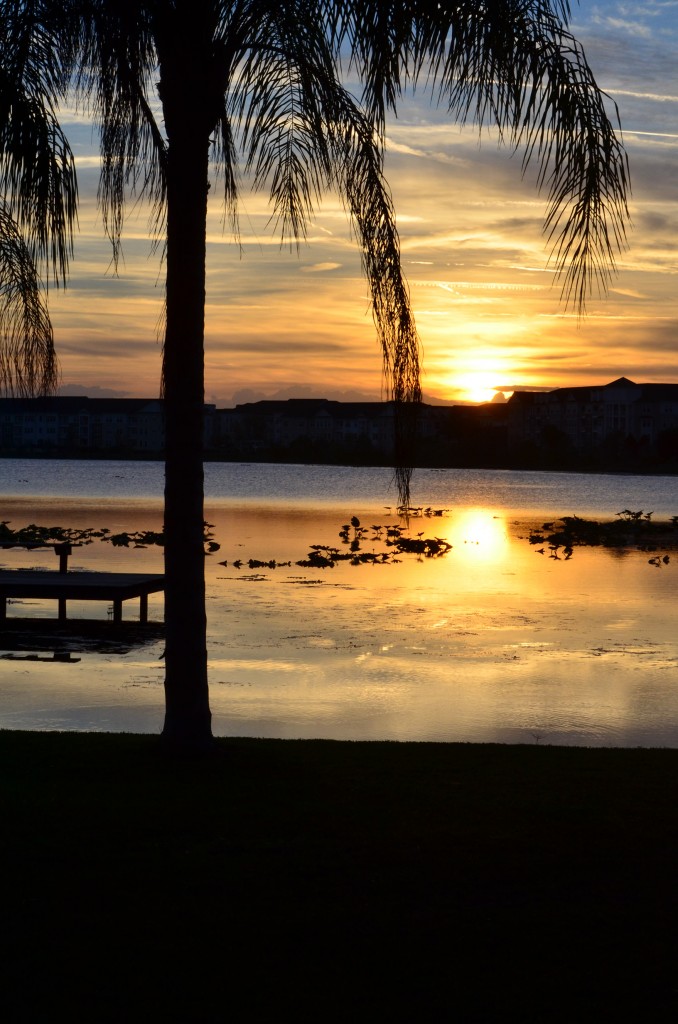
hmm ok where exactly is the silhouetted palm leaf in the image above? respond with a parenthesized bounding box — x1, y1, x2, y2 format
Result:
(0, 204, 57, 395)
(0, 1, 77, 393)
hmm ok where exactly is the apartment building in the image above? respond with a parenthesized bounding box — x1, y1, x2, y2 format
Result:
(0, 397, 216, 453)
(507, 378, 678, 454)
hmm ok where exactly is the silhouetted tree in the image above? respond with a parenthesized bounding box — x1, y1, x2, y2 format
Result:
(1, 1, 629, 750)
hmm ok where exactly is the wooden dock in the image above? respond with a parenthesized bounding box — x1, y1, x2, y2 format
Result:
(0, 569, 165, 623)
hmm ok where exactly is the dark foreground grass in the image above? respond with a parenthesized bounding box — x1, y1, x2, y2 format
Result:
(2, 731, 677, 1019)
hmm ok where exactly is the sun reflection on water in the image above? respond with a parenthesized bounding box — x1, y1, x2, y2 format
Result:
(446, 508, 509, 564)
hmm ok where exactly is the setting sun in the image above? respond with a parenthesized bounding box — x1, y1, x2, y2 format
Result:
(455, 371, 504, 404)
(433, 352, 516, 404)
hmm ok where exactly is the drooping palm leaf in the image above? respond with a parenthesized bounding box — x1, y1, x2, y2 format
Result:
(0, 203, 57, 395)
(74, 1, 167, 263)
(0, 0, 77, 394)
(230, 16, 422, 496)
(0, 0, 77, 285)
(339, 0, 630, 312)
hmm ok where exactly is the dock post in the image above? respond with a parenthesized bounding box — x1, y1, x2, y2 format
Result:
(55, 543, 72, 573)
(140, 593, 148, 623)
(58, 597, 67, 621)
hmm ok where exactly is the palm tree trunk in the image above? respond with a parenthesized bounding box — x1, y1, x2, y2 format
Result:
(160, 75, 213, 751)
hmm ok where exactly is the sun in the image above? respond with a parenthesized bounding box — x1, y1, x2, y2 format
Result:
(433, 350, 517, 404)
(455, 369, 504, 404)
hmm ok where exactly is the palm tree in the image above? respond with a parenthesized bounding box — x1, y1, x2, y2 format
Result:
(72, 1, 424, 749)
(1, 1, 629, 751)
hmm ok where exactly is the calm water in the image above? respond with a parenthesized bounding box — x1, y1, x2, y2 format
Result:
(1, 459, 677, 746)
(3, 458, 677, 516)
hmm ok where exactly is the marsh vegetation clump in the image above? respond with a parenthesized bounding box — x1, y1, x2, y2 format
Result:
(1, 514, 453, 571)
(526, 510, 678, 561)
(0, 521, 219, 553)
(309, 514, 453, 567)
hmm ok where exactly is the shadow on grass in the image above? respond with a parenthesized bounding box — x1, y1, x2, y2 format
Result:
(2, 731, 677, 1018)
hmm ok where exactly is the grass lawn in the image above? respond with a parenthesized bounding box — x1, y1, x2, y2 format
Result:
(2, 731, 677, 1019)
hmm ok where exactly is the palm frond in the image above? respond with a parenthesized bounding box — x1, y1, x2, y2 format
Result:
(227, 2, 336, 243)
(0, 2, 78, 285)
(211, 98, 240, 239)
(0, 203, 58, 396)
(75, 1, 167, 264)
(227, 6, 421, 502)
(328, 96, 420, 502)
(340, 0, 630, 313)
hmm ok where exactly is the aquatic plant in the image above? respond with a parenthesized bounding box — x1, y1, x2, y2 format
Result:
(0, 520, 219, 553)
(526, 511, 678, 563)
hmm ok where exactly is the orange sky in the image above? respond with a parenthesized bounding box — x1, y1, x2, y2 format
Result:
(45, 3, 677, 407)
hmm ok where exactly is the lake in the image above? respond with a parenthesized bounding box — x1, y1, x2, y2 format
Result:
(1, 459, 676, 746)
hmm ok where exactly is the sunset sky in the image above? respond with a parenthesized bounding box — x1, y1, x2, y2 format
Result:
(46, 1, 677, 407)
